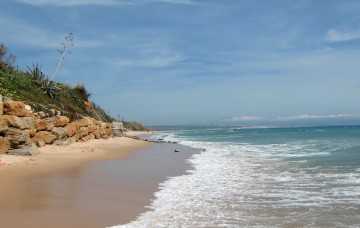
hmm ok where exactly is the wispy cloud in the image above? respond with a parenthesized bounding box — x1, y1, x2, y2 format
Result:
(277, 114, 358, 121)
(222, 114, 360, 123)
(17, 0, 196, 7)
(0, 17, 102, 49)
(222, 116, 267, 122)
(106, 43, 186, 68)
(324, 28, 360, 42)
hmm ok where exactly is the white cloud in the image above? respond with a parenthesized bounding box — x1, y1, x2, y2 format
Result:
(106, 43, 186, 68)
(324, 28, 360, 42)
(17, 0, 196, 7)
(223, 116, 267, 122)
(222, 114, 360, 123)
(108, 53, 185, 68)
(277, 114, 357, 121)
(0, 18, 102, 49)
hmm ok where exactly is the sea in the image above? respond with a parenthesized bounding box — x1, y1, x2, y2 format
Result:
(116, 126, 360, 227)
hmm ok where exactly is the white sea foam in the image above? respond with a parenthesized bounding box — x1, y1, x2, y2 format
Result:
(111, 130, 360, 228)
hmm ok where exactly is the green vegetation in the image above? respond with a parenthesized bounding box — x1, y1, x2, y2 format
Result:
(123, 121, 147, 131)
(0, 43, 113, 122)
(0, 43, 147, 131)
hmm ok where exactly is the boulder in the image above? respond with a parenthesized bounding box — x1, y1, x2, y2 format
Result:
(94, 120, 101, 126)
(93, 129, 102, 139)
(65, 123, 78, 137)
(32, 131, 56, 145)
(38, 111, 46, 118)
(7, 146, 40, 156)
(54, 137, 76, 146)
(87, 125, 96, 133)
(80, 133, 95, 142)
(35, 140, 46, 147)
(0, 115, 25, 129)
(0, 137, 10, 154)
(74, 127, 89, 141)
(5, 127, 31, 149)
(53, 116, 70, 127)
(35, 118, 54, 131)
(76, 118, 93, 127)
(103, 128, 112, 136)
(0, 119, 8, 133)
(21, 117, 35, 129)
(35, 119, 47, 131)
(3, 101, 31, 117)
(25, 129, 37, 137)
(51, 127, 68, 140)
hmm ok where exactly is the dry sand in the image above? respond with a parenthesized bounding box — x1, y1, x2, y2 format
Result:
(0, 131, 194, 228)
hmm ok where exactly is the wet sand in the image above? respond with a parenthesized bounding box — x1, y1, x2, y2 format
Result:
(0, 136, 194, 228)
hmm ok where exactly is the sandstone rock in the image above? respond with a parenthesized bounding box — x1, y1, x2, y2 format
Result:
(0, 120, 8, 133)
(35, 119, 47, 131)
(77, 118, 95, 128)
(38, 111, 46, 118)
(87, 125, 96, 133)
(25, 129, 37, 137)
(74, 127, 89, 141)
(35, 118, 54, 131)
(103, 128, 112, 136)
(51, 127, 68, 140)
(44, 118, 55, 131)
(65, 123, 77, 137)
(93, 130, 102, 139)
(3, 101, 31, 117)
(49, 109, 57, 116)
(0, 115, 25, 129)
(53, 116, 70, 127)
(5, 127, 31, 149)
(0, 137, 10, 154)
(21, 117, 35, 129)
(80, 133, 95, 142)
(35, 140, 46, 147)
(7, 146, 40, 156)
(54, 137, 76, 146)
(32, 131, 56, 144)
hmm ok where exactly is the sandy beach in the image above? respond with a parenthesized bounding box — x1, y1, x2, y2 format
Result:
(0, 132, 194, 228)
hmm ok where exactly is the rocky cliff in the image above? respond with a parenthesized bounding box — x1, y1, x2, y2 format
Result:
(0, 95, 112, 155)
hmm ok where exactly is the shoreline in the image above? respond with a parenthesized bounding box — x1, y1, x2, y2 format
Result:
(0, 131, 195, 228)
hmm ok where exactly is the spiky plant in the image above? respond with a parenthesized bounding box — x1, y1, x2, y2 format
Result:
(27, 63, 46, 81)
(41, 81, 62, 100)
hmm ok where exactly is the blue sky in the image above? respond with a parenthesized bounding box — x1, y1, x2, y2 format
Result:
(1, 0, 360, 126)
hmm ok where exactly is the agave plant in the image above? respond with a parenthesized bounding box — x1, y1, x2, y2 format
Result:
(41, 80, 62, 100)
(27, 63, 46, 81)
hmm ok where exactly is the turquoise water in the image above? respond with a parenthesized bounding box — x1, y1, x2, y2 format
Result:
(117, 126, 360, 227)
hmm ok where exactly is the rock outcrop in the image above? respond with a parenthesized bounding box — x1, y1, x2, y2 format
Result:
(0, 97, 113, 155)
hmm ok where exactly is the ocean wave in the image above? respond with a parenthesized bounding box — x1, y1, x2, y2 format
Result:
(114, 129, 360, 227)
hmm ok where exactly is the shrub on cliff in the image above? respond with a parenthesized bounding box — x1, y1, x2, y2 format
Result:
(0, 44, 113, 122)
(123, 121, 146, 131)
